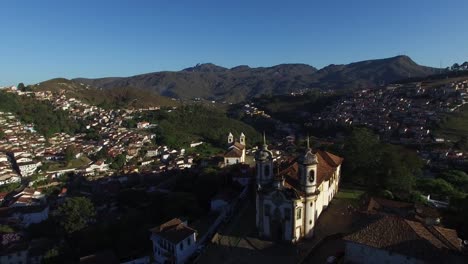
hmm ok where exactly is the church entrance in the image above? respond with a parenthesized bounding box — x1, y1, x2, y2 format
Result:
(270, 208, 283, 241)
(270, 219, 283, 241)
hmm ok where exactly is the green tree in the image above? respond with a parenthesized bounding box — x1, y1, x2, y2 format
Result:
(110, 153, 126, 170)
(343, 128, 380, 185)
(53, 197, 96, 234)
(416, 178, 457, 199)
(17, 82, 25, 90)
(64, 145, 77, 164)
(439, 170, 468, 193)
(0, 225, 14, 233)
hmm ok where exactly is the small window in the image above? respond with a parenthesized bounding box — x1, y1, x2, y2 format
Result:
(265, 204, 271, 216)
(296, 208, 302, 220)
(187, 237, 191, 246)
(180, 243, 183, 250)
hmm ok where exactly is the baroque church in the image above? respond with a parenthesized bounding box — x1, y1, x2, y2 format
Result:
(223, 132, 246, 166)
(255, 137, 343, 242)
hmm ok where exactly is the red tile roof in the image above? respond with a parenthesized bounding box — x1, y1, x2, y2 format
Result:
(344, 215, 462, 262)
(279, 150, 343, 195)
(150, 218, 196, 244)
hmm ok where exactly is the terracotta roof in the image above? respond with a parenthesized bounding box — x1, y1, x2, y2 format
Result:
(278, 150, 342, 196)
(344, 215, 462, 262)
(224, 148, 243, 158)
(231, 142, 245, 150)
(150, 218, 196, 244)
(367, 197, 413, 212)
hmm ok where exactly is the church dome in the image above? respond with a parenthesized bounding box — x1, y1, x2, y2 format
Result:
(299, 148, 318, 165)
(255, 144, 273, 161)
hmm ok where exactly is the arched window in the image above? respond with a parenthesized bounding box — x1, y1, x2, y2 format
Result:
(308, 169, 315, 183)
(264, 165, 270, 177)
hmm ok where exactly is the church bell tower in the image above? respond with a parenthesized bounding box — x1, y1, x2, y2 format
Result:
(255, 133, 274, 187)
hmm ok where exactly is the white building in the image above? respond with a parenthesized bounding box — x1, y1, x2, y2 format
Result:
(223, 132, 246, 166)
(17, 161, 41, 177)
(255, 138, 342, 242)
(150, 218, 197, 264)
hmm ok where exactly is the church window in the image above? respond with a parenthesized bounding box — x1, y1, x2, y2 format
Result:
(180, 243, 183, 250)
(310, 202, 313, 207)
(296, 208, 302, 220)
(309, 170, 315, 183)
(236, 159, 239, 163)
(226, 159, 229, 164)
(309, 220, 312, 225)
(284, 208, 291, 221)
(187, 237, 191, 246)
(264, 165, 270, 177)
(265, 204, 271, 216)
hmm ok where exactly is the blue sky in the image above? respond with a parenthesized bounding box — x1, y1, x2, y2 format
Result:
(1, 0, 467, 85)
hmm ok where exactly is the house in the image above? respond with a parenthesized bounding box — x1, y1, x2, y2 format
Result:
(146, 149, 159, 158)
(344, 215, 464, 264)
(223, 132, 246, 166)
(150, 218, 197, 264)
(17, 161, 41, 177)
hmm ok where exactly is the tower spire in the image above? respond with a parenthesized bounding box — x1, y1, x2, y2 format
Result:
(306, 134, 310, 149)
(263, 131, 266, 146)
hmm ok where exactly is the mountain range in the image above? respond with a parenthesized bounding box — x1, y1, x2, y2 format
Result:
(72, 55, 440, 103)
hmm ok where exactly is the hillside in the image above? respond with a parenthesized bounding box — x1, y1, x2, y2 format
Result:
(311, 55, 439, 89)
(31, 78, 178, 109)
(74, 56, 440, 103)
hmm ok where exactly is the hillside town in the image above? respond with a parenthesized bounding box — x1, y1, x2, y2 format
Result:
(0, 71, 468, 264)
(309, 80, 468, 170)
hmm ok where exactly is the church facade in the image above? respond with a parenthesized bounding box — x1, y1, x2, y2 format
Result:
(255, 140, 343, 242)
(223, 132, 246, 166)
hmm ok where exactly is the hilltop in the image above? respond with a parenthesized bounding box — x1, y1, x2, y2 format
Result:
(74, 56, 440, 103)
(31, 78, 178, 109)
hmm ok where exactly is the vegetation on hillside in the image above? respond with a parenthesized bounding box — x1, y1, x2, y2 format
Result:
(0, 91, 81, 137)
(33, 78, 178, 109)
(434, 104, 468, 145)
(135, 105, 261, 148)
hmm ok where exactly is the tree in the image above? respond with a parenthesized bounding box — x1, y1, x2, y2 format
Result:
(64, 146, 77, 164)
(416, 178, 457, 200)
(53, 197, 96, 234)
(439, 170, 468, 193)
(343, 128, 381, 185)
(17, 82, 25, 91)
(110, 153, 126, 170)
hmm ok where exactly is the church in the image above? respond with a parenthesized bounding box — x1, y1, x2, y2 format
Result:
(223, 132, 246, 166)
(255, 137, 343, 242)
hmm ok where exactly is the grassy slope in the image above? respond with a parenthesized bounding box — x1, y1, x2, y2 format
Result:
(32, 78, 178, 108)
(435, 104, 468, 141)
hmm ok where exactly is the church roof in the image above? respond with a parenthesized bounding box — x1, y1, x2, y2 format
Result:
(278, 150, 343, 196)
(150, 218, 196, 244)
(224, 147, 243, 158)
(230, 142, 245, 150)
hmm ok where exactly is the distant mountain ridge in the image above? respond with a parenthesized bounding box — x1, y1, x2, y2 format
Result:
(74, 55, 440, 102)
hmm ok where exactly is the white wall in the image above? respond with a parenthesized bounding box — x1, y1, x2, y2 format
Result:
(345, 242, 423, 264)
